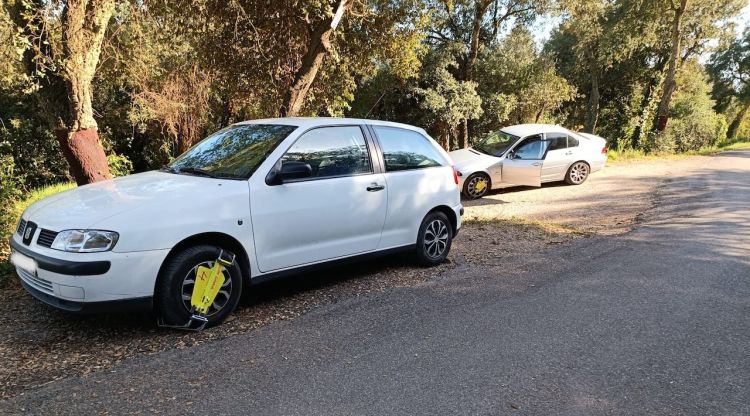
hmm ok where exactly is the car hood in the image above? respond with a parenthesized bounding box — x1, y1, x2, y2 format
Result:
(24, 171, 244, 230)
(449, 148, 500, 172)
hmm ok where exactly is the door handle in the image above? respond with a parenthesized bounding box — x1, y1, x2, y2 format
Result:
(565, 151, 572, 155)
(367, 184, 385, 192)
(532, 162, 542, 167)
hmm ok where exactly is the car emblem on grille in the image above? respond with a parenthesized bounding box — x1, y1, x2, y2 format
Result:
(24, 227, 32, 240)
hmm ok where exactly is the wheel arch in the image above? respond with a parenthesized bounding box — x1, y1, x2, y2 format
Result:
(569, 159, 591, 169)
(155, 232, 252, 295)
(427, 205, 458, 237)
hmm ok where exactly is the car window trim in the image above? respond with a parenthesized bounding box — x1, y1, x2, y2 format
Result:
(267, 124, 377, 184)
(369, 125, 449, 173)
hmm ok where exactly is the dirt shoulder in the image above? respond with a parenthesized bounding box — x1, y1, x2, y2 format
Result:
(462, 155, 713, 235)
(0, 155, 706, 400)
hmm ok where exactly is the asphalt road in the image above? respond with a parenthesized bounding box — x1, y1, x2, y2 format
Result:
(3, 151, 749, 415)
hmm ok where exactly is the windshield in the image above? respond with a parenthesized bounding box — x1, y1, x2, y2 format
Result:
(473, 130, 519, 157)
(167, 124, 297, 179)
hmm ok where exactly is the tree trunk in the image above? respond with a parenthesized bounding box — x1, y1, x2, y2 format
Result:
(465, 0, 493, 82)
(654, 0, 688, 133)
(584, 47, 600, 133)
(280, 0, 351, 117)
(459, 119, 469, 148)
(727, 100, 750, 140)
(58, 0, 115, 185)
(55, 129, 112, 184)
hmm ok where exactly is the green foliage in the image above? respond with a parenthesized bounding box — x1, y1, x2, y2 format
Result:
(413, 49, 484, 147)
(475, 27, 576, 130)
(106, 153, 134, 177)
(0, 155, 21, 265)
(652, 62, 728, 152)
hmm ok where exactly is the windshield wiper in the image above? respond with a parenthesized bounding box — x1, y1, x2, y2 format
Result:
(176, 167, 219, 178)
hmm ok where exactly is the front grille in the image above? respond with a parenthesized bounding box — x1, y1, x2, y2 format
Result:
(16, 219, 27, 236)
(37, 229, 58, 248)
(17, 268, 54, 295)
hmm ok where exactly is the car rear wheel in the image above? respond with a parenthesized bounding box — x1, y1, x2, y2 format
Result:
(463, 173, 490, 199)
(155, 245, 242, 328)
(565, 161, 590, 185)
(415, 211, 453, 266)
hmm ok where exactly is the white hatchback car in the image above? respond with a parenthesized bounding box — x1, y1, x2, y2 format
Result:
(450, 124, 608, 199)
(10, 118, 462, 326)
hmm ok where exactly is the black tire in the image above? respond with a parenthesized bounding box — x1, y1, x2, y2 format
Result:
(462, 172, 491, 199)
(155, 245, 243, 328)
(564, 161, 590, 185)
(415, 211, 453, 267)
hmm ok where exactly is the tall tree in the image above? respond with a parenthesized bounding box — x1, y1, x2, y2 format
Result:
(427, 0, 543, 147)
(653, 0, 745, 132)
(9, 0, 115, 185)
(653, 0, 688, 132)
(281, 0, 352, 116)
(708, 30, 750, 140)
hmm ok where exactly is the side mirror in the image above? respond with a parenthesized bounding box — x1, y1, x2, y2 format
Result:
(266, 161, 312, 185)
(506, 151, 516, 160)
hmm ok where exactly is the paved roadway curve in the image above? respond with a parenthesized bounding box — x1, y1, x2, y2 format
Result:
(3, 151, 749, 415)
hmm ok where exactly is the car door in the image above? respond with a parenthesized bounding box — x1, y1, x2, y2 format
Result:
(541, 132, 571, 182)
(502, 134, 547, 187)
(370, 125, 456, 249)
(250, 125, 387, 272)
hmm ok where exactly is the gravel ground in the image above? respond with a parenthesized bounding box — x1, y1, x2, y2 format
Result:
(0, 155, 711, 400)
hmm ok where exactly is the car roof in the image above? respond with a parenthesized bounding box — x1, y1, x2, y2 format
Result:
(500, 124, 573, 137)
(234, 117, 427, 134)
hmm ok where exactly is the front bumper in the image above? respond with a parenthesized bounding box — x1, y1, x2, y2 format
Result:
(18, 278, 152, 313)
(9, 235, 168, 312)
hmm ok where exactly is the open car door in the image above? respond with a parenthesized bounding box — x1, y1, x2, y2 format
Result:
(501, 134, 546, 187)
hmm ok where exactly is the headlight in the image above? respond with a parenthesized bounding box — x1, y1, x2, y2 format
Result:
(51, 230, 119, 253)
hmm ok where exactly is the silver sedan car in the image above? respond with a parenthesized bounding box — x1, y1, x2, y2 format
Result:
(450, 124, 608, 199)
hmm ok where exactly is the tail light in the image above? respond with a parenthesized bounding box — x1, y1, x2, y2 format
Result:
(452, 166, 459, 185)
(601, 146, 608, 154)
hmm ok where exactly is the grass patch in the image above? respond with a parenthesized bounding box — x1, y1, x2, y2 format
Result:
(607, 139, 750, 164)
(0, 183, 76, 274)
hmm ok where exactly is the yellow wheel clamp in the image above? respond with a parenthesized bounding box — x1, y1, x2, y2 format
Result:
(158, 250, 235, 331)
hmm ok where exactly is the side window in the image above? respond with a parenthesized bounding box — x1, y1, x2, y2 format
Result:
(374, 126, 448, 172)
(281, 126, 371, 179)
(546, 133, 567, 151)
(567, 135, 579, 148)
(512, 135, 548, 160)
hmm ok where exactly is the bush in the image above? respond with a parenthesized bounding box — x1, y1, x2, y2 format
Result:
(107, 153, 134, 177)
(1, 181, 76, 273)
(654, 62, 728, 153)
(0, 156, 21, 273)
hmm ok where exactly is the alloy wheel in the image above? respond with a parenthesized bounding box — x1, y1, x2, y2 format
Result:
(569, 162, 589, 184)
(424, 219, 450, 259)
(180, 261, 233, 316)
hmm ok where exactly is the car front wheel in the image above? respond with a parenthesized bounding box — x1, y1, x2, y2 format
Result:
(155, 245, 243, 328)
(415, 211, 453, 266)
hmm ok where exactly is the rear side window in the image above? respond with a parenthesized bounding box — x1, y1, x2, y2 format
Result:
(281, 126, 372, 179)
(567, 135, 579, 147)
(546, 133, 567, 151)
(374, 126, 447, 172)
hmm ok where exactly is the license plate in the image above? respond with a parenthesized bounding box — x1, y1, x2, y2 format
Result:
(10, 251, 38, 275)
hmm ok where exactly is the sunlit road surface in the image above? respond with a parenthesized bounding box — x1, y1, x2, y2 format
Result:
(2, 151, 749, 415)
